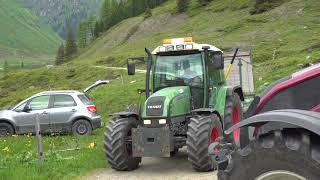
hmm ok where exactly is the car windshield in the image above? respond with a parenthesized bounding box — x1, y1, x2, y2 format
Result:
(153, 53, 204, 91)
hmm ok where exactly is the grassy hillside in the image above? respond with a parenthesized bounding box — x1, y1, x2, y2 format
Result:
(1, 0, 320, 179)
(75, 0, 320, 88)
(0, 0, 62, 68)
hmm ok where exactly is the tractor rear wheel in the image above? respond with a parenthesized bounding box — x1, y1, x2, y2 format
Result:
(187, 114, 223, 171)
(104, 117, 141, 171)
(218, 129, 320, 180)
(224, 93, 249, 148)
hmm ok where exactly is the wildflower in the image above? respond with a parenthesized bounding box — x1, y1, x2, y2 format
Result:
(88, 142, 96, 149)
(12, 134, 18, 138)
(2, 147, 10, 152)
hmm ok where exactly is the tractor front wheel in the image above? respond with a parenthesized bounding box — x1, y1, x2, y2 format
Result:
(218, 129, 320, 180)
(224, 93, 249, 148)
(187, 114, 223, 171)
(104, 117, 141, 171)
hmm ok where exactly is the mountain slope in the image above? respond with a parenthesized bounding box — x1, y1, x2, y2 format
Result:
(0, 0, 62, 66)
(75, 0, 320, 87)
(19, 0, 102, 39)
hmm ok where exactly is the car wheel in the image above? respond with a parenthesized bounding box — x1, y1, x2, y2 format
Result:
(0, 123, 14, 137)
(72, 120, 92, 136)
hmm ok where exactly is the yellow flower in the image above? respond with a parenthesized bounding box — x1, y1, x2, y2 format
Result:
(88, 142, 96, 149)
(2, 147, 10, 152)
(12, 134, 18, 138)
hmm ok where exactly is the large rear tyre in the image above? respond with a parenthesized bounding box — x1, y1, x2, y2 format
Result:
(187, 114, 223, 172)
(224, 93, 249, 148)
(218, 129, 320, 180)
(104, 118, 141, 171)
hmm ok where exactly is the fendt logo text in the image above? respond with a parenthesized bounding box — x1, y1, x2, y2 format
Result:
(148, 105, 162, 109)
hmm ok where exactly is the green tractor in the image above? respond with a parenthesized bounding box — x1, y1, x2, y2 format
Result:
(104, 37, 249, 171)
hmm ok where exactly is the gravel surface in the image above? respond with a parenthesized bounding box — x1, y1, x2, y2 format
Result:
(84, 148, 217, 180)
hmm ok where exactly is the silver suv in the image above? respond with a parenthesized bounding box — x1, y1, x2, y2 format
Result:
(0, 91, 103, 137)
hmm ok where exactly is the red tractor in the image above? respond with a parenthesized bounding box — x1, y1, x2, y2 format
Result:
(212, 63, 320, 180)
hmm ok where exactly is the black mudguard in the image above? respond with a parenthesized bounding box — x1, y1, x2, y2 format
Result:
(113, 112, 140, 119)
(225, 109, 320, 136)
(227, 86, 244, 101)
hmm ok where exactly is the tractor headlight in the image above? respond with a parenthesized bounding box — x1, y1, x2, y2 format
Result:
(159, 119, 167, 124)
(144, 120, 151, 125)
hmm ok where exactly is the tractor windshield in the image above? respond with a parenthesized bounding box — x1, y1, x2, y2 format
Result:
(153, 53, 204, 91)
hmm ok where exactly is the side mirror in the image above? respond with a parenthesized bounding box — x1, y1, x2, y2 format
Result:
(127, 61, 136, 75)
(213, 54, 224, 69)
(24, 104, 32, 112)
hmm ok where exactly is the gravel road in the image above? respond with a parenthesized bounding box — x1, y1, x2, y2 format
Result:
(84, 148, 217, 180)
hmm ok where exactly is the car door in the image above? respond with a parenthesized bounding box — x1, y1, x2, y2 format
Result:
(14, 95, 51, 134)
(49, 94, 78, 133)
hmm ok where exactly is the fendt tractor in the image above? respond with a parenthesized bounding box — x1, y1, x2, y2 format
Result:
(104, 37, 249, 171)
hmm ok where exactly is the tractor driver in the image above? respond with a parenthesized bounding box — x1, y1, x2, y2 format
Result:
(182, 60, 201, 85)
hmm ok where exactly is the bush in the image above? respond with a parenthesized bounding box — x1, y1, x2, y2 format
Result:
(144, 8, 152, 19)
(176, 0, 189, 13)
(198, 0, 213, 6)
(250, 0, 290, 15)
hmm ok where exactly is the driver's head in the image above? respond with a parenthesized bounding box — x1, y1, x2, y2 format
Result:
(182, 60, 190, 69)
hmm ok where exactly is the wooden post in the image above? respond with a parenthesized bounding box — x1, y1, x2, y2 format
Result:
(35, 113, 43, 163)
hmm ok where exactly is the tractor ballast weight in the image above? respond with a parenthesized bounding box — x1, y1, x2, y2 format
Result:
(104, 37, 249, 171)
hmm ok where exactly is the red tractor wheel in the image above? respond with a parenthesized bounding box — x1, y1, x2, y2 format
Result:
(218, 129, 320, 180)
(224, 93, 249, 148)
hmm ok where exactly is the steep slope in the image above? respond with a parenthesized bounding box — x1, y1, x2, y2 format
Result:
(19, 0, 102, 39)
(76, 0, 320, 88)
(0, 0, 62, 66)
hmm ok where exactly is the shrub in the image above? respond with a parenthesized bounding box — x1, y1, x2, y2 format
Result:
(250, 0, 290, 15)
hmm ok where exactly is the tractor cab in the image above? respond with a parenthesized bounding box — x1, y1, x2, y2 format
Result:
(128, 37, 225, 111)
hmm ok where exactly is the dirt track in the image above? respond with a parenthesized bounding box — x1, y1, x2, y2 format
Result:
(84, 148, 217, 180)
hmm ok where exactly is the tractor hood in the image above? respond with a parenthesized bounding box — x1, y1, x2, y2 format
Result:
(142, 86, 191, 118)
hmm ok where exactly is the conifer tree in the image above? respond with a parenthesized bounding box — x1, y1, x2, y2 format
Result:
(78, 21, 88, 48)
(65, 29, 77, 60)
(3, 60, 8, 72)
(94, 21, 100, 38)
(55, 44, 65, 65)
(144, 7, 152, 19)
(20, 60, 24, 69)
(177, 0, 189, 13)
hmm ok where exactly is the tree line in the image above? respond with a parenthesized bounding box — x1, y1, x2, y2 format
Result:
(56, 0, 168, 65)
